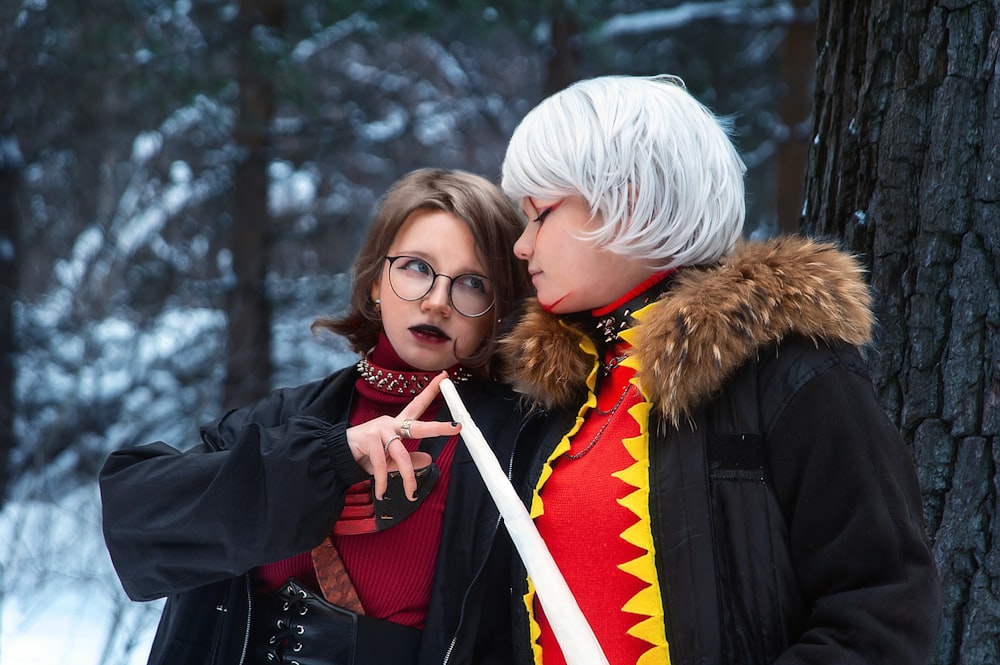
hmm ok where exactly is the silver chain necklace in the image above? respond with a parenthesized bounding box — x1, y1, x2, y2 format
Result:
(565, 383, 633, 460)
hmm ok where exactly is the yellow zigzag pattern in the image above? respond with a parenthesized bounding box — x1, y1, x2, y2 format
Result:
(523, 318, 669, 664)
(615, 326, 670, 664)
(618, 314, 669, 663)
(523, 324, 596, 664)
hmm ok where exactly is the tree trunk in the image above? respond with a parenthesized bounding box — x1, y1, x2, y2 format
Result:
(803, 2, 1000, 663)
(226, 0, 284, 409)
(0, 136, 22, 508)
(543, 2, 579, 97)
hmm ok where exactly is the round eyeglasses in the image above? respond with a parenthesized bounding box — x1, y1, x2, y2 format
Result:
(385, 255, 495, 318)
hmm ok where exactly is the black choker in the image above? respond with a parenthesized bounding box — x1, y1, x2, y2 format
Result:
(585, 274, 678, 345)
(357, 355, 471, 395)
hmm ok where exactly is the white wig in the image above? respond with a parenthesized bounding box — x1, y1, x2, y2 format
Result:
(501, 75, 747, 269)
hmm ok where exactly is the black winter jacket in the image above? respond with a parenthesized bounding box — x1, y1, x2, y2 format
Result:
(100, 367, 525, 665)
(500, 237, 942, 664)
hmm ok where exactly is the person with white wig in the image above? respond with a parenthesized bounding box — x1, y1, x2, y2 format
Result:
(498, 74, 942, 665)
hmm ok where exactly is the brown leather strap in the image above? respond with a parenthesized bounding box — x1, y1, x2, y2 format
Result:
(311, 536, 365, 615)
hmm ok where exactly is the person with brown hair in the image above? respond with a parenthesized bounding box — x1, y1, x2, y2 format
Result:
(100, 168, 531, 664)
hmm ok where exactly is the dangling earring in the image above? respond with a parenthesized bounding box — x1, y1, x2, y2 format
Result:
(374, 298, 381, 313)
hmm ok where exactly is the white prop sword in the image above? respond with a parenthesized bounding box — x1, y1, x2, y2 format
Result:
(439, 378, 610, 665)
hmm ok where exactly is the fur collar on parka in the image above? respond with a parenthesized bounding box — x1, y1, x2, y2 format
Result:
(499, 236, 874, 427)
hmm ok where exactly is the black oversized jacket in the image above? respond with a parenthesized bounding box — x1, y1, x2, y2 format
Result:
(500, 237, 943, 664)
(100, 367, 525, 665)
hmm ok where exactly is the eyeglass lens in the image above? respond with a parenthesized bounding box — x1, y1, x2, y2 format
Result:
(386, 256, 494, 317)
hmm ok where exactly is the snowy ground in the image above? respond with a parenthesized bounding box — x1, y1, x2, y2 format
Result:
(2, 585, 160, 665)
(0, 491, 162, 665)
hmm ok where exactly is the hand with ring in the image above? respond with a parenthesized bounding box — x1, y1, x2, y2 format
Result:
(383, 434, 401, 453)
(346, 371, 461, 500)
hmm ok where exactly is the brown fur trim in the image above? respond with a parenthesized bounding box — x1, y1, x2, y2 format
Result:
(503, 236, 874, 423)
(636, 236, 873, 425)
(498, 302, 592, 410)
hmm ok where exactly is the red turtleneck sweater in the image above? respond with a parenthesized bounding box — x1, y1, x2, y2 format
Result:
(251, 334, 460, 629)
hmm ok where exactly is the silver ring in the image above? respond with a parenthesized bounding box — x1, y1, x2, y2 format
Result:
(383, 434, 401, 453)
(400, 419, 413, 438)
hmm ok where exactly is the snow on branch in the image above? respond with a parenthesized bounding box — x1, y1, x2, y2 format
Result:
(595, 0, 802, 40)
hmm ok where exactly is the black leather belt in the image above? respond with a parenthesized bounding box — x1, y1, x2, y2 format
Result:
(250, 579, 422, 665)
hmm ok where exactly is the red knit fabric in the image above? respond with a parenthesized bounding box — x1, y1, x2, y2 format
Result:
(533, 343, 650, 664)
(333, 450, 457, 629)
(252, 334, 460, 629)
(252, 551, 316, 595)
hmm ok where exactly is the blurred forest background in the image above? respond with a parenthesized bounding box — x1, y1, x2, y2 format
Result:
(0, 0, 997, 664)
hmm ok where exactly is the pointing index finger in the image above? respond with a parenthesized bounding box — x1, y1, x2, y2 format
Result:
(398, 371, 448, 422)
(396, 371, 461, 442)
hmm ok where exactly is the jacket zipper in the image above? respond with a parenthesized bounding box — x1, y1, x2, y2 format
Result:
(238, 575, 251, 665)
(442, 511, 503, 665)
(442, 414, 537, 664)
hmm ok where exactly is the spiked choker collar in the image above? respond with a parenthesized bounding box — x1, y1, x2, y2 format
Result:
(356, 354, 471, 396)
(570, 269, 678, 346)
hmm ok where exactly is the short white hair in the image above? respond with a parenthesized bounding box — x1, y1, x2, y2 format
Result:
(501, 75, 747, 269)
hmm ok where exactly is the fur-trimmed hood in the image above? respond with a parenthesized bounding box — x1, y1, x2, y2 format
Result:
(499, 236, 874, 425)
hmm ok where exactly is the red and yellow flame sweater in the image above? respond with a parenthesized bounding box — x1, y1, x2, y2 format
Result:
(527, 281, 672, 665)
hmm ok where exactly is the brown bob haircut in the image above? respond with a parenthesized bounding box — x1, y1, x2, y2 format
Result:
(312, 168, 530, 378)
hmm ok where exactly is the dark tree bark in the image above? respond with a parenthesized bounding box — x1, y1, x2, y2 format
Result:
(803, 2, 1000, 663)
(542, 2, 579, 97)
(0, 135, 22, 508)
(225, 0, 284, 409)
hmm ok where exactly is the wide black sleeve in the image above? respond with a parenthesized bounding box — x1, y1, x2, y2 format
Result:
(100, 384, 367, 602)
(764, 344, 942, 664)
